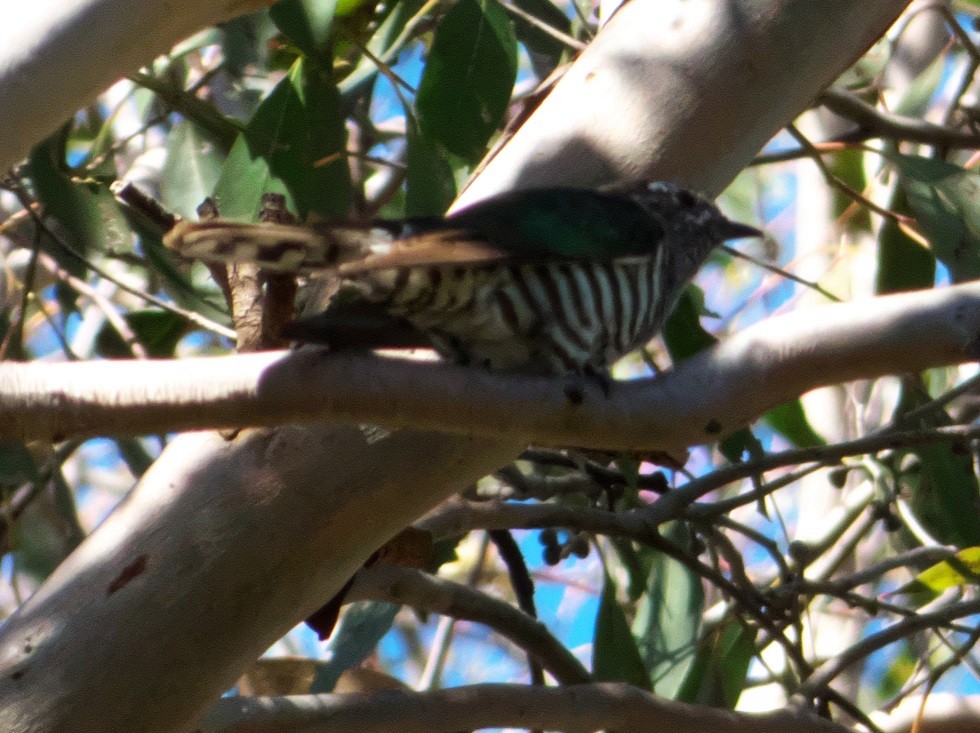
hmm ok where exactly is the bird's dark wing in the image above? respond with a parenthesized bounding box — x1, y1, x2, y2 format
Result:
(446, 187, 665, 260)
(336, 228, 509, 275)
(164, 187, 666, 274)
(320, 187, 667, 275)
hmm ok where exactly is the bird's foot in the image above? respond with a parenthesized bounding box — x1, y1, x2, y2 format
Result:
(564, 367, 612, 404)
(582, 366, 613, 399)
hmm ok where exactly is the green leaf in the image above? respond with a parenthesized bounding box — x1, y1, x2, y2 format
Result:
(124, 218, 230, 325)
(509, 0, 572, 63)
(609, 538, 654, 602)
(212, 134, 293, 221)
(890, 154, 980, 283)
(27, 129, 122, 283)
(220, 12, 278, 81)
(593, 571, 651, 689)
(764, 400, 825, 448)
(719, 428, 764, 465)
(417, 0, 518, 162)
(270, 0, 338, 66)
(95, 310, 188, 359)
(161, 120, 224, 220)
(896, 547, 980, 603)
(338, 0, 427, 105)
(0, 443, 39, 487)
(215, 58, 351, 220)
(311, 601, 399, 692)
(633, 524, 704, 698)
(13, 469, 85, 582)
(897, 385, 980, 549)
(405, 121, 457, 216)
(893, 54, 945, 119)
(662, 287, 718, 362)
(875, 184, 935, 294)
(129, 72, 241, 152)
(677, 618, 756, 708)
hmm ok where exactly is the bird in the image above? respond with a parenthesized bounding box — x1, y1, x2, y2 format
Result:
(164, 181, 762, 375)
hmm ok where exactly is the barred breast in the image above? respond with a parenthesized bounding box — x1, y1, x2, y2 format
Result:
(354, 246, 673, 375)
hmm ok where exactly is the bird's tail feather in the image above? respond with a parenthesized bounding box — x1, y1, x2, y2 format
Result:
(163, 219, 395, 273)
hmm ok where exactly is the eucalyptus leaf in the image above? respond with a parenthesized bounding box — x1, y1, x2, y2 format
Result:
(633, 524, 704, 698)
(593, 571, 651, 689)
(416, 0, 518, 162)
(891, 154, 980, 283)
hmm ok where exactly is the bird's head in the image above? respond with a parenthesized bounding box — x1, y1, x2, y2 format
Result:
(629, 181, 762, 248)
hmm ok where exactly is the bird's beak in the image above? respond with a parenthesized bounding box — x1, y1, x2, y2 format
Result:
(722, 220, 764, 240)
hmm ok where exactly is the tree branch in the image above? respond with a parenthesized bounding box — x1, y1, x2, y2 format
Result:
(0, 0, 259, 173)
(199, 681, 847, 733)
(455, 0, 912, 206)
(346, 565, 591, 685)
(1, 282, 976, 450)
(819, 88, 980, 148)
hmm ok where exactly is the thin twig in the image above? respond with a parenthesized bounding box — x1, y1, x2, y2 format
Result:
(4, 177, 237, 340)
(497, 0, 585, 51)
(785, 125, 917, 227)
(818, 88, 980, 149)
(801, 597, 980, 695)
(720, 244, 842, 302)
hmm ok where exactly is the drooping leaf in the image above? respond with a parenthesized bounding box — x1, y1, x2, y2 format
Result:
(0, 443, 39, 487)
(609, 537, 654, 602)
(896, 546, 980, 604)
(593, 571, 651, 689)
(161, 120, 223, 220)
(676, 617, 756, 708)
(212, 134, 293, 222)
(633, 523, 704, 698)
(27, 129, 123, 285)
(662, 287, 718, 362)
(416, 0, 518, 162)
(270, 0, 338, 66)
(875, 184, 935, 294)
(509, 0, 572, 65)
(129, 72, 241, 152)
(123, 216, 230, 326)
(719, 428, 765, 465)
(95, 309, 188, 359)
(114, 438, 157, 479)
(896, 384, 980, 549)
(12, 469, 85, 582)
(890, 154, 980, 283)
(892, 53, 945, 119)
(764, 399, 826, 448)
(214, 58, 351, 221)
(220, 11, 278, 80)
(406, 120, 457, 217)
(338, 0, 427, 109)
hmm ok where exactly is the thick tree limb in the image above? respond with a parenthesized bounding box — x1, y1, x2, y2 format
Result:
(2, 282, 976, 450)
(0, 0, 268, 173)
(199, 681, 847, 733)
(0, 425, 525, 732)
(454, 0, 912, 207)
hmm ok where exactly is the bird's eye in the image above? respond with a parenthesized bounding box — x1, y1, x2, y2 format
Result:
(676, 190, 697, 208)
